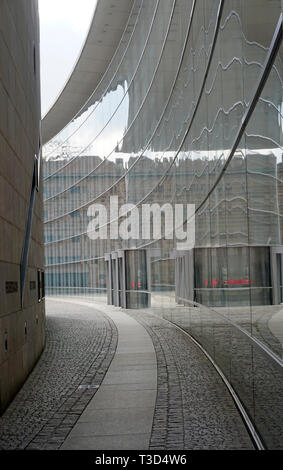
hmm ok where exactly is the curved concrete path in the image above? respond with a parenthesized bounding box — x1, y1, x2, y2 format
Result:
(61, 305, 157, 450)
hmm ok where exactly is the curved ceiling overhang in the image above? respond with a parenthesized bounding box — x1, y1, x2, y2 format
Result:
(41, 0, 133, 145)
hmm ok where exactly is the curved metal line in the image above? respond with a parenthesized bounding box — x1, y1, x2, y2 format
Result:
(245, 132, 282, 149)
(46, 287, 107, 292)
(220, 9, 268, 50)
(45, 255, 105, 268)
(177, 296, 283, 373)
(248, 207, 283, 218)
(45, 0, 241, 209)
(248, 170, 283, 185)
(96, 0, 225, 234)
(43, 0, 160, 182)
(45, 9, 282, 258)
(259, 98, 283, 119)
(44, 0, 222, 235)
(209, 196, 247, 212)
(189, 102, 244, 143)
(20, 122, 42, 306)
(165, 319, 264, 449)
(136, 12, 283, 250)
(44, 0, 210, 169)
(43, 0, 143, 163)
(43, 0, 198, 225)
(175, 138, 281, 203)
(43, 0, 193, 203)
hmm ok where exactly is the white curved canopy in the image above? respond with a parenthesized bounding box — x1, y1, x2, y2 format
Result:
(42, 0, 133, 144)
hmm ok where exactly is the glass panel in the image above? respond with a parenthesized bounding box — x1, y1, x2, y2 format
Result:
(43, 0, 283, 449)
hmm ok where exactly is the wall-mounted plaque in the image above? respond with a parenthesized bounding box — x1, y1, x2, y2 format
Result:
(5, 281, 18, 294)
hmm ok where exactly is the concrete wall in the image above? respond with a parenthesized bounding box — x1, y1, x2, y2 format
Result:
(0, 0, 45, 414)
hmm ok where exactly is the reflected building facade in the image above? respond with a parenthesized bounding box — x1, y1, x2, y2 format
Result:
(42, 0, 283, 449)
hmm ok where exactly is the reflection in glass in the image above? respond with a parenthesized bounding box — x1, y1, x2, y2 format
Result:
(43, 0, 283, 449)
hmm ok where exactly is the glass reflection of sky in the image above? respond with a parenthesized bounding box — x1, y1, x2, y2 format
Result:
(43, 82, 129, 161)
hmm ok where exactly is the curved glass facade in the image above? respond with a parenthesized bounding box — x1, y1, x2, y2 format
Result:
(42, 0, 283, 449)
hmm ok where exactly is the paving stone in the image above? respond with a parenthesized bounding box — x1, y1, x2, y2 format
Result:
(0, 299, 117, 450)
(0, 298, 256, 450)
(127, 309, 255, 450)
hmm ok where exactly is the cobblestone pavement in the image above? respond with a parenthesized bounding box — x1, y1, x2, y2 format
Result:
(126, 309, 254, 450)
(0, 299, 117, 450)
(0, 297, 255, 450)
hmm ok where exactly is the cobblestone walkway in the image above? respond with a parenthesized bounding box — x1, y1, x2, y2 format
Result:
(126, 309, 254, 450)
(0, 299, 117, 450)
(0, 298, 255, 450)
